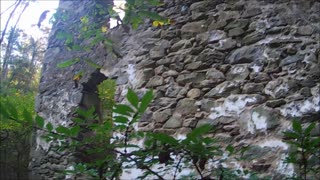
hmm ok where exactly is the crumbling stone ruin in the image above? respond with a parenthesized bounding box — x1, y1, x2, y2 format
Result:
(30, 0, 320, 179)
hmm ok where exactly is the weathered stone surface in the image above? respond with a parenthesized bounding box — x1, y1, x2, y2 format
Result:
(183, 118, 198, 128)
(152, 109, 172, 123)
(205, 81, 241, 98)
(226, 64, 250, 81)
(228, 28, 245, 37)
(196, 118, 214, 128)
(135, 68, 154, 88)
(244, 7, 262, 17)
(197, 48, 225, 65)
(250, 72, 271, 83)
(242, 146, 271, 160)
(34, 0, 320, 178)
(266, 99, 286, 108)
(146, 76, 164, 87)
(187, 88, 201, 99)
(210, 38, 237, 51)
(280, 55, 304, 66)
(174, 98, 197, 116)
(181, 20, 207, 35)
(165, 85, 184, 97)
(176, 72, 206, 85)
(296, 25, 314, 36)
(200, 99, 215, 112)
(170, 39, 192, 52)
(163, 115, 182, 129)
(209, 94, 266, 120)
(224, 19, 249, 30)
(185, 61, 202, 70)
(162, 70, 178, 78)
(225, 45, 264, 64)
(150, 46, 166, 60)
(264, 77, 298, 98)
(206, 68, 225, 83)
(243, 32, 266, 45)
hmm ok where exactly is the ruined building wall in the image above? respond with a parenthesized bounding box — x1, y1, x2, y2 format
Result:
(31, 0, 320, 179)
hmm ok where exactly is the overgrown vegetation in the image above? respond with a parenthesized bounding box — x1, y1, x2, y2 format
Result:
(1, 0, 319, 179)
(283, 120, 320, 180)
(1, 79, 319, 179)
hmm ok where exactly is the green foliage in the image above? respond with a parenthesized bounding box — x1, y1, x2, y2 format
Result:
(0, 91, 35, 130)
(283, 119, 320, 180)
(55, 0, 168, 72)
(0, 89, 36, 179)
(123, 0, 168, 29)
(38, 82, 251, 179)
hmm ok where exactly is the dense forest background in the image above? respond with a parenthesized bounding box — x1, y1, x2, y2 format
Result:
(1, 0, 319, 179)
(0, 0, 52, 178)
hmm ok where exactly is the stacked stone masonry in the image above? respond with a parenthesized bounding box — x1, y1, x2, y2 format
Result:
(31, 0, 320, 179)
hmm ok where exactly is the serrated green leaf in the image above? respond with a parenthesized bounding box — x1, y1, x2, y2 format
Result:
(292, 119, 302, 133)
(35, 115, 45, 128)
(114, 116, 129, 124)
(57, 58, 80, 68)
(139, 90, 153, 113)
(283, 131, 299, 139)
(127, 89, 139, 109)
(72, 117, 85, 124)
(114, 104, 134, 116)
(46, 122, 53, 131)
(304, 122, 316, 135)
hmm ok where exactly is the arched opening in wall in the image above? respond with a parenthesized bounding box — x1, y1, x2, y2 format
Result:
(75, 70, 108, 177)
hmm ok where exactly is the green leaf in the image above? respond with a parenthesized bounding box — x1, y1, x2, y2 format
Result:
(46, 122, 53, 131)
(6, 101, 19, 120)
(292, 119, 302, 133)
(72, 117, 85, 124)
(226, 145, 235, 155)
(84, 59, 102, 69)
(127, 89, 139, 109)
(35, 115, 45, 128)
(187, 124, 212, 139)
(139, 90, 153, 113)
(76, 107, 96, 119)
(57, 58, 80, 68)
(304, 122, 316, 135)
(0, 102, 10, 119)
(56, 126, 70, 135)
(23, 109, 33, 123)
(283, 131, 299, 139)
(114, 104, 134, 116)
(70, 125, 80, 136)
(114, 116, 129, 124)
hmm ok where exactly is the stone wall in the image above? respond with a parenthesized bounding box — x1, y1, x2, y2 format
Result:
(31, 0, 320, 179)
